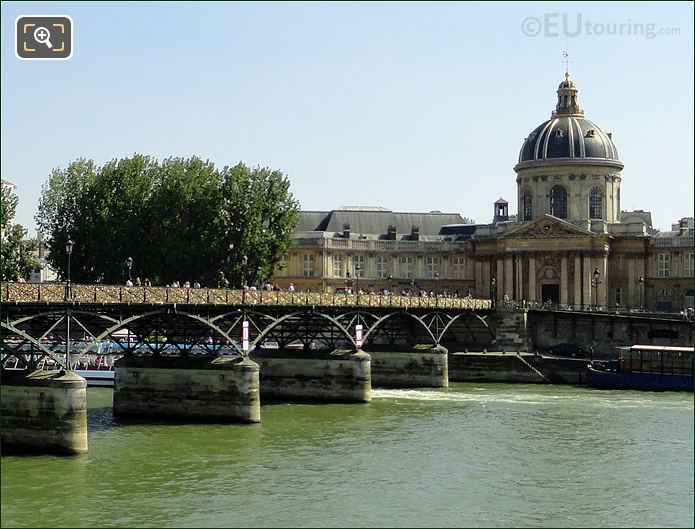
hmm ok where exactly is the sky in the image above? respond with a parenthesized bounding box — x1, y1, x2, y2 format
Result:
(2, 1, 693, 232)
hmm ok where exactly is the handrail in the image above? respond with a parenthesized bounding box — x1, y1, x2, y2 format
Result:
(0, 283, 492, 310)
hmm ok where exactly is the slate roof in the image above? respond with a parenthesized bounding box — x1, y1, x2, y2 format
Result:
(297, 210, 469, 236)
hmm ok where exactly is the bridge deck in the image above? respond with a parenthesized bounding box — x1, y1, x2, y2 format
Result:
(1, 283, 492, 310)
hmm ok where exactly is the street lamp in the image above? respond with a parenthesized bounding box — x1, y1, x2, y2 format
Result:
(355, 264, 361, 300)
(434, 271, 439, 296)
(491, 277, 497, 307)
(65, 239, 74, 301)
(387, 273, 393, 295)
(126, 256, 133, 282)
(241, 255, 248, 288)
(592, 267, 602, 310)
(638, 275, 645, 311)
(410, 277, 415, 295)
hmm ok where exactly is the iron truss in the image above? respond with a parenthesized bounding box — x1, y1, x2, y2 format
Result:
(0, 301, 495, 370)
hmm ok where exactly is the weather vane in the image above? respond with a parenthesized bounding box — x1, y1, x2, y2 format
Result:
(562, 50, 571, 77)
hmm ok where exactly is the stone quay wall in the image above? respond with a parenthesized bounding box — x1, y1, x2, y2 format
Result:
(1, 370, 88, 455)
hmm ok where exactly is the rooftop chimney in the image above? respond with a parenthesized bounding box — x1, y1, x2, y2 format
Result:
(387, 225, 397, 240)
(342, 223, 351, 239)
(411, 225, 420, 241)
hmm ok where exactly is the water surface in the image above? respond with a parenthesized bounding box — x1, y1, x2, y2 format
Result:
(1, 384, 692, 527)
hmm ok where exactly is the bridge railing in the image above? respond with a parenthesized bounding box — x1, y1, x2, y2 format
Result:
(1, 283, 492, 310)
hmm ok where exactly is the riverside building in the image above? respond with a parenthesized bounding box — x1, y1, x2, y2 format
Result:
(276, 74, 694, 311)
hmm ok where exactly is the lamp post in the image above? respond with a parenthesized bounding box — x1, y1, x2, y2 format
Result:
(410, 277, 415, 295)
(434, 271, 439, 296)
(491, 277, 497, 307)
(126, 256, 133, 282)
(638, 275, 645, 311)
(592, 267, 602, 310)
(241, 254, 248, 288)
(387, 273, 393, 295)
(65, 239, 74, 301)
(355, 264, 361, 302)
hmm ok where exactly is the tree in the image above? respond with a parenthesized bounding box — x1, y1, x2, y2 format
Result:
(1, 186, 39, 281)
(218, 163, 300, 287)
(35, 156, 300, 287)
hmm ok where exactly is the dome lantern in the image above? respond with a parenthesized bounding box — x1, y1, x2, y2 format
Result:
(553, 73, 584, 117)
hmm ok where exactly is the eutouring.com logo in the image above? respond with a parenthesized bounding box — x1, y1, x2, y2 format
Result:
(521, 13, 681, 40)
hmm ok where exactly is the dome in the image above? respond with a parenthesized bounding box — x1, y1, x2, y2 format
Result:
(516, 74, 622, 168)
(517, 116, 620, 164)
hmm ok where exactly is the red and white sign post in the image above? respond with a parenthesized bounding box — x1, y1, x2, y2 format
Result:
(355, 324, 363, 348)
(242, 320, 250, 353)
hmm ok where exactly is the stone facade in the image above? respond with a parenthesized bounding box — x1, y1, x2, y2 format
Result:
(273, 75, 693, 313)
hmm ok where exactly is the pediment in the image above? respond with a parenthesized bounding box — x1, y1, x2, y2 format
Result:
(502, 215, 596, 239)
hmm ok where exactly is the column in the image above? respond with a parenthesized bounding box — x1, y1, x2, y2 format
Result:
(599, 253, 608, 307)
(627, 257, 636, 308)
(583, 254, 592, 308)
(517, 255, 524, 301)
(475, 260, 482, 297)
(560, 254, 569, 305)
(574, 255, 582, 308)
(504, 256, 513, 300)
(496, 259, 504, 300)
(528, 255, 536, 302)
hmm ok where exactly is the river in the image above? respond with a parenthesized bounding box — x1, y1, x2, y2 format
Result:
(1, 384, 693, 527)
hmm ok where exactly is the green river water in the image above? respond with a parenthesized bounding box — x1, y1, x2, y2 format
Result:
(1, 384, 693, 528)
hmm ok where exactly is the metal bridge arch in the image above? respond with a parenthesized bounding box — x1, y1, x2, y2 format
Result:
(438, 312, 495, 344)
(250, 310, 356, 349)
(361, 311, 436, 344)
(87, 310, 243, 358)
(0, 321, 69, 369)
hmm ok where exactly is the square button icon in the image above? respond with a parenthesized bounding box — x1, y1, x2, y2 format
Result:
(16, 15, 73, 60)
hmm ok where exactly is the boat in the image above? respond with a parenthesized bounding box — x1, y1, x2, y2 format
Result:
(586, 345, 693, 392)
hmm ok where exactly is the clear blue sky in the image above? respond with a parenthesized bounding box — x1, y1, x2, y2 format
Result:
(2, 1, 693, 232)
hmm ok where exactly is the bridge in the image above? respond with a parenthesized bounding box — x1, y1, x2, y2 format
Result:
(2, 282, 691, 455)
(1, 283, 494, 370)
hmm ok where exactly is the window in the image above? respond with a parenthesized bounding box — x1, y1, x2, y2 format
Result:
(523, 190, 533, 221)
(685, 253, 694, 277)
(589, 187, 603, 219)
(399, 256, 414, 278)
(352, 255, 365, 277)
(332, 254, 343, 277)
(451, 256, 466, 279)
(376, 256, 389, 279)
(425, 256, 440, 279)
(549, 185, 567, 219)
(657, 254, 670, 278)
(302, 254, 315, 277)
(614, 255, 624, 271)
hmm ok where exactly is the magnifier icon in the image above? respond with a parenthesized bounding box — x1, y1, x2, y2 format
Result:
(33, 26, 53, 49)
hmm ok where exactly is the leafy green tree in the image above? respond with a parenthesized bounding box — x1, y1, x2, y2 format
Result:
(35, 156, 300, 287)
(217, 164, 299, 287)
(1, 186, 39, 281)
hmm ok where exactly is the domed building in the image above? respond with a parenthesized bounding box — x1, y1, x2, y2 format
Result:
(515, 73, 623, 225)
(277, 73, 693, 313)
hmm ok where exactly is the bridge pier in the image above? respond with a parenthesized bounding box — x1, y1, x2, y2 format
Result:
(367, 344, 449, 388)
(113, 356, 260, 423)
(1, 370, 88, 455)
(250, 349, 371, 403)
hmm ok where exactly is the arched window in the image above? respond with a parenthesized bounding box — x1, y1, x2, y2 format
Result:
(549, 185, 567, 219)
(589, 187, 603, 219)
(523, 190, 533, 221)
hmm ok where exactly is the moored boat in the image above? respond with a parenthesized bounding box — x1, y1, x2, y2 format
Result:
(587, 345, 693, 392)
